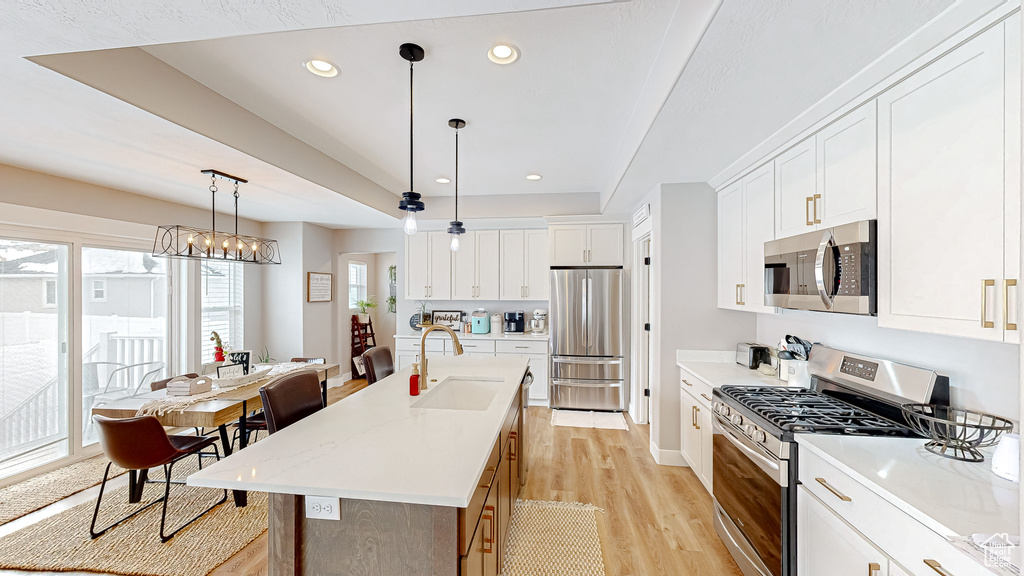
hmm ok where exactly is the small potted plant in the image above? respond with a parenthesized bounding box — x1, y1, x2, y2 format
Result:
(355, 296, 378, 324)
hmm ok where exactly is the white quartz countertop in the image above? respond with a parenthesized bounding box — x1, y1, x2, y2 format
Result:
(187, 356, 529, 507)
(796, 434, 1019, 538)
(396, 331, 549, 341)
(676, 350, 782, 388)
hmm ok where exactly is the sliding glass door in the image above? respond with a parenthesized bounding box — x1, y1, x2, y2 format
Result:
(81, 247, 169, 445)
(0, 239, 69, 480)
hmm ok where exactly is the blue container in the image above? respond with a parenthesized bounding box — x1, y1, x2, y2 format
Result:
(471, 310, 490, 334)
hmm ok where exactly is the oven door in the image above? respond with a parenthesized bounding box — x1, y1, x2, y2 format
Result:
(712, 413, 789, 576)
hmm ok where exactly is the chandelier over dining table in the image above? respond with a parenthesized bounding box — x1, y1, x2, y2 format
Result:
(152, 169, 281, 265)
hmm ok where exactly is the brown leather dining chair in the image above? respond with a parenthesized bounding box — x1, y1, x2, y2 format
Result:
(361, 347, 394, 385)
(259, 369, 324, 434)
(91, 415, 227, 542)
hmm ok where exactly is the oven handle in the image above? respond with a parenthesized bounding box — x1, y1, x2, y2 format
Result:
(713, 414, 787, 487)
(814, 229, 836, 311)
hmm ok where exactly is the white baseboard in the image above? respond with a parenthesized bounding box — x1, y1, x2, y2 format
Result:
(650, 439, 687, 467)
(338, 371, 353, 384)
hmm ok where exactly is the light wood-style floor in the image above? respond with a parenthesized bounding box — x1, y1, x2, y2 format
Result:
(2, 381, 741, 576)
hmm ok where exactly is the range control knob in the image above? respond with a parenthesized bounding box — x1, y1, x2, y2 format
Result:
(754, 431, 768, 443)
(742, 424, 756, 437)
(731, 414, 744, 427)
(718, 404, 731, 417)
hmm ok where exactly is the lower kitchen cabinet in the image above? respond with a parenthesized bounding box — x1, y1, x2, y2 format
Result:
(462, 485, 499, 576)
(798, 485, 890, 576)
(679, 368, 712, 493)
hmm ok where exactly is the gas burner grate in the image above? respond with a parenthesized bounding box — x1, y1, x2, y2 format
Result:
(719, 385, 913, 436)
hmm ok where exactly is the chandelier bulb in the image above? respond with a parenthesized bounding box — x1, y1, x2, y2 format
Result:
(403, 211, 418, 235)
(450, 233, 460, 252)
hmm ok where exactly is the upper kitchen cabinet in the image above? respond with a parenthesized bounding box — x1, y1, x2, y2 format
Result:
(878, 20, 1020, 343)
(500, 229, 549, 301)
(548, 224, 623, 266)
(718, 163, 776, 313)
(453, 231, 500, 300)
(404, 232, 452, 300)
(775, 102, 876, 239)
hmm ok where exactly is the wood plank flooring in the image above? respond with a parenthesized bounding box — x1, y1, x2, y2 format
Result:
(2, 383, 741, 576)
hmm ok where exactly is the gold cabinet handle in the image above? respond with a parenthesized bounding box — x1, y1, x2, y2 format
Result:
(738, 284, 745, 306)
(1005, 279, 1018, 331)
(815, 477, 852, 502)
(806, 197, 813, 226)
(982, 279, 995, 328)
(735, 284, 741, 305)
(701, 393, 712, 402)
(924, 559, 954, 576)
(682, 379, 693, 387)
(694, 407, 701, 430)
(868, 563, 880, 576)
(692, 406, 696, 428)
(813, 194, 822, 224)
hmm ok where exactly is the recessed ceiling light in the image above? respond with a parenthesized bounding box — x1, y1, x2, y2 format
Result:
(436, 177, 451, 184)
(304, 59, 339, 77)
(526, 174, 542, 180)
(488, 44, 520, 65)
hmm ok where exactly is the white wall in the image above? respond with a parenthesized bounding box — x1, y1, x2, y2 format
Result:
(645, 183, 756, 462)
(757, 312, 1020, 421)
(301, 222, 336, 363)
(260, 222, 304, 362)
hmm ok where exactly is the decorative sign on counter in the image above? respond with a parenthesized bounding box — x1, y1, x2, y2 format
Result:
(431, 310, 462, 331)
(307, 272, 333, 303)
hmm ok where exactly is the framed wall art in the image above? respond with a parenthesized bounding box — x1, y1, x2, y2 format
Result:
(307, 272, 333, 303)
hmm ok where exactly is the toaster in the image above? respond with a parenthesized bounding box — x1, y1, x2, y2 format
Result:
(736, 343, 772, 370)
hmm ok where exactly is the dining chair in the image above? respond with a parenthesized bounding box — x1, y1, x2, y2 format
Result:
(90, 415, 227, 542)
(290, 357, 326, 364)
(361, 347, 394, 385)
(259, 369, 324, 434)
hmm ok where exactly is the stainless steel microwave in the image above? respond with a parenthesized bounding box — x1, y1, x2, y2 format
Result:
(763, 220, 876, 315)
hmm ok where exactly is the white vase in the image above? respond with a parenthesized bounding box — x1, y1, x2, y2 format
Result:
(358, 313, 370, 324)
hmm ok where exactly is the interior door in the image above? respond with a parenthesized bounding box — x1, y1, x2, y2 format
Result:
(476, 231, 500, 300)
(452, 231, 477, 300)
(499, 230, 525, 301)
(549, 269, 586, 356)
(878, 22, 1007, 341)
(585, 268, 622, 357)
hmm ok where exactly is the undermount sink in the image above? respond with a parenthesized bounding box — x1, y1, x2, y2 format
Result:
(411, 376, 504, 411)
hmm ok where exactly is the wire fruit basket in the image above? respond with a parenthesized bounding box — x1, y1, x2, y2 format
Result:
(901, 404, 1014, 462)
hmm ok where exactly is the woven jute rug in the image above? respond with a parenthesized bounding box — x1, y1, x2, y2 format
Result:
(502, 499, 607, 576)
(0, 454, 267, 576)
(0, 455, 127, 526)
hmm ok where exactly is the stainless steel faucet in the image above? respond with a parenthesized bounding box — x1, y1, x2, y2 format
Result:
(417, 324, 464, 388)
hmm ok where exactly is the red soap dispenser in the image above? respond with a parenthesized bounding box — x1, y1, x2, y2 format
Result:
(410, 363, 420, 396)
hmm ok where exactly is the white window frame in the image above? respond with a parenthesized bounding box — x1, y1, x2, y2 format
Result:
(199, 261, 244, 365)
(90, 278, 106, 302)
(348, 260, 367, 310)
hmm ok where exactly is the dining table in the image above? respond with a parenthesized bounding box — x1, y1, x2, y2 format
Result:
(90, 362, 340, 507)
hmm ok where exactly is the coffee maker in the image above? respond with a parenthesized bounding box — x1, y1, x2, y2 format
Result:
(530, 309, 547, 334)
(503, 311, 525, 333)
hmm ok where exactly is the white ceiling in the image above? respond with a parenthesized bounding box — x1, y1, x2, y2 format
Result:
(603, 0, 956, 212)
(0, 0, 966, 226)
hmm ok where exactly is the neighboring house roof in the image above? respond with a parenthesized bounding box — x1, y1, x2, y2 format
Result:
(0, 243, 226, 276)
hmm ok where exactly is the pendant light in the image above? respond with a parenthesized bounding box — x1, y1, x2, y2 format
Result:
(398, 43, 425, 235)
(152, 170, 281, 265)
(447, 119, 467, 251)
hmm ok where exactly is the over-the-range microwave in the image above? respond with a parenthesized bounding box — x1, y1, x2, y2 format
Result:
(763, 220, 876, 315)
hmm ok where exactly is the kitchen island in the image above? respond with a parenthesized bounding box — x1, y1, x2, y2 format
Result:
(188, 355, 530, 576)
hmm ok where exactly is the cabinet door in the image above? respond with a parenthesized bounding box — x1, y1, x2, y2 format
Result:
(549, 225, 587, 266)
(717, 182, 745, 311)
(497, 446, 511, 571)
(427, 232, 452, 299)
(816, 100, 877, 228)
(743, 163, 776, 314)
(405, 235, 430, 300)
(878, 23, 1008, 341)
(798, 486, 889, 576)
(586, 224, 623, 266)
(888, 564, 911, 576)
(452, 231, 478, 300)
(699, 403, 713, 492)
(679, 391, 700, 468)
(524, 230, 549, 300)
(476, 231, 501, 300)
(499, 230, 526, 300)
(775, 137, 818, 238)
(526, 354, 548, 402)
(396, 353, 417, 370)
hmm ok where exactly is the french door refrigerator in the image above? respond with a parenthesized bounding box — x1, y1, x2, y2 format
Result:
(549, 267, 626, 411)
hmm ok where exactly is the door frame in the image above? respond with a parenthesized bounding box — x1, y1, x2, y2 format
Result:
(630, 229, 652, 425)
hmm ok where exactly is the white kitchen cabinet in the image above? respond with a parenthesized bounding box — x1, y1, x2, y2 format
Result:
(500, 230, 549, 301)
(775, 137, 818, 239)
(679, 391, 700, 470)
(717, 181, 745, 311)
(718, 164, 776, 314)
(453, 231, 500, 300)
(678, 368, 713, 493)
(404, 232, 452, 300)
(816, 101, 877, 228)
(878, 20, 1021, 343)
(548, 224, 623, 266)
(798, 485, 890, 576)
(526, 355, 548, 403)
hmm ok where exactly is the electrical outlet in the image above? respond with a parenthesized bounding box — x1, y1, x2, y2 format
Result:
(304, 496, 341, 521)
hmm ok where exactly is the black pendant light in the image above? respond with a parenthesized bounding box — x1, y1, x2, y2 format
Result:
(398, 43, 425, 235)
(447, 118, 467, 251)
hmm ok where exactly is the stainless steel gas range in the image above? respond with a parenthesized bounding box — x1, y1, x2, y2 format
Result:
(710, 346, 950, 576)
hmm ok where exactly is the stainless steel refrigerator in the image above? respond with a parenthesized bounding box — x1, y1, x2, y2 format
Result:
(549, 267, 626, 411)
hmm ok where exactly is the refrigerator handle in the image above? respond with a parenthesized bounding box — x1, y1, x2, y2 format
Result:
(579, 275, 588, 351)
(587, 277, 595, 354)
